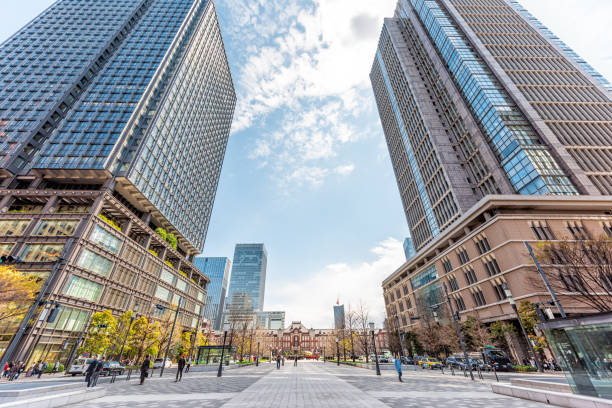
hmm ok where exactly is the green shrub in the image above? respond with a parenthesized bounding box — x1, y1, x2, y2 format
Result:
(512, 365, 537, 372)
(164, 260, 174, 268)
(148, 248, 159, 257)
(166, 233, 177, 249)
(98, 214, 122, 231)
(43, 363, 64, 373)
(155, 227, 167, 240)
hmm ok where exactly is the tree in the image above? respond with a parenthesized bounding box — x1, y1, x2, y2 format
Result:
(518, 301, 548, 354)
(129, 317, 161, 362)
(0, 266, 39, 323)
(108, 310, 135, 359)
(535, 236, 612, 312)
(344, 307, 357, 361)
(461, 316, 493, 350)
(80, 310, 117, 357)
(354, 302, 371, 362)
(156, 313, 182, 360)
(172, 331, 192, 359)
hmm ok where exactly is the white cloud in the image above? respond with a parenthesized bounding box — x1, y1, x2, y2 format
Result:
(265, 238, 405, 328)
(334, 164, 355, 176)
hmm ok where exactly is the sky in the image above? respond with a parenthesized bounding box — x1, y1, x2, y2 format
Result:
(1, 0, 611, 329)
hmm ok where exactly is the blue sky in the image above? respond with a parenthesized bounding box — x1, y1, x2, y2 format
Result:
(2, 0, 611, 328)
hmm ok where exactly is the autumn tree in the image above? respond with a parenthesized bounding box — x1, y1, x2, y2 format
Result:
(108, 310, 135, 359)
(535, 236, 612, 312)
(461, 316, 493, 350)
(0, 266, 39, 323)
(344, 308, 358, 361)
(129, 317, 161, 362)
(518, 301, 548, 354)
(80, 310, 117, 357)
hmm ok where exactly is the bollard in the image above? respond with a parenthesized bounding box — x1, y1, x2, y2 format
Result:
(126, 369, 132, 381)
(463, 367, 467, 377)
(477, 367, 483, 380)
(111, 373, 117, 384)
(451, 366, 455, 376)
(493, 366, 499, 382)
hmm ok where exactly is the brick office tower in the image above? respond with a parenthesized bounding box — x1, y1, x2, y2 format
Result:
(371, 0, 612, 361)
(0, 0, 236, 365)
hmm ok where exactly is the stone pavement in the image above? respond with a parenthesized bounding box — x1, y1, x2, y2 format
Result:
(65, 361, 552, 407)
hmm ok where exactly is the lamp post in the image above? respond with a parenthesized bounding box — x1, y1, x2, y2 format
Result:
(156, 297, 182, 377)
(503, 283, 543, 372)
(393, 313, 406, 358)
(217, 322, 229, 377)
(443, 283, 474, 381)
(524, 242, 567, 318)
(335, 337, 340, 366)
(256, 339, 260, 367)
(188, 308, 204, 365)
(369, 322, 381, 376)
(118, 301, 140, 363)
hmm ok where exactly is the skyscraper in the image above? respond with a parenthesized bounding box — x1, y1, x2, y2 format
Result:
(226, 244, 267, 311)
(333, 301, 345, 330)
(193, 257, 231, 330)
(0, 0, 235, 366)
(403, 237, 415, 261)
(373, 0, 612, 362)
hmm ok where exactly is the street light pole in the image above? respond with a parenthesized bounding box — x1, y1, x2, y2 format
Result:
(188, 309, 204, 364)
(524, 242, 567, 318)
(217, 325, 228, 377)
(394, 313, 406, 358)
(503, 283, 543, 372)
(443, 283, 474, 381)
(158, 298, 182, 377)
(335, 338, 340, 366)
(256, 339, 260, 367)
(118, 302, 139, 363)
(369, 322, 381, 376)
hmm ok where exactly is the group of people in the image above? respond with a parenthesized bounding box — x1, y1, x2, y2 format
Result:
(137, 354, 190, 386)
(84, 357, 105, 388)
(274, 355, 300, 369)
(2, 360, 61, 381)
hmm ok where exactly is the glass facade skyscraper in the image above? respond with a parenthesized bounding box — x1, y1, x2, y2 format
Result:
(226, 244, 267, 312)
(371, 0, 612, 251)
(0, 0, 235, 366)
(193, 257, 230, 330)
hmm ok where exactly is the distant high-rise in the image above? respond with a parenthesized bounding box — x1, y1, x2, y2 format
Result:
(193, 257, 231, 330)
(403, 237, 415, 261)
(371, 0, 612, 252)
(0, 0, 235, 366)
(257, 311, 286, 330)
(374, 0, 612, 362)
(226, 244, 267, 311)
(333, 302, 345, 329)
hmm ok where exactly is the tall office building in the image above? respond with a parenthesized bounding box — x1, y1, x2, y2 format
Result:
(193, 257, 231, 330)
(403, 237, 415, 261)
(226, 244, 267, 311)
(0, 0, 235, 366)
(373, 0, 612, 362)
(333, 301, 345, 330)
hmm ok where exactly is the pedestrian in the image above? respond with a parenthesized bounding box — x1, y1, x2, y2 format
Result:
(52, 361, 59, 374)
(140, 355, 150, 385)
(394, 354, 403, 382)
(282, 356, 285, 366)
(85, 357, 97, 387)
(38, 361, 47, 379)
(186, 357, 192, 373)
(176, 354, 186, 382)
(91, 359, 103, 387)
(294, 355, 298, 367)
(12, 362, 23, 381)
(6, 362, 14, 380)
(276, 355, 281, 370)
(2, 362, 8, 377)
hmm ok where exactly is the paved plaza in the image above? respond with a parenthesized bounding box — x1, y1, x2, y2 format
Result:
(64, 361, 550, 407)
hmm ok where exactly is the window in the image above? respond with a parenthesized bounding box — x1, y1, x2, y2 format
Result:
(401, 315, 408, 326)
(442, 258, 452, 273)
(464, 268, 478, 285)
(89, 225, 121, 253)
(0, 220, 30, 236)
(154, 285, 170, 302)
(403, 285, 409, 296)
(64, 275, 102, 301)
(483, 256, 502, 277)
(21, 244, 63, 262)
(411, 265, 438, 290)
(76, 249, 113, 276)
(160, 269, 175, 285)
(176, 279, 187, 292)
(34, 220, 79, 236)
(492, 282, 507, 301)
(46, 306, 88, 332)
(454, 296, 466, 311)
(197, 291, 205, 302)
(472, 288, 486, 307)
(0, 244, 14, 257)
(449, 276, 459, 291)
(104, 288, 128, 309)
(457, 248, 469, 265)
(567, 222, 589, 240)
(390, 292, 395, 302)
(530, 221, 555, 240)
(399, 301, 405, 312)
(396, 288, 401, 299)
(474, 235, 491, 255)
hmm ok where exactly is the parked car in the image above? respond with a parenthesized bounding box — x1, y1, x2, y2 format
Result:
(378, 356, 390, 363)
(446, 356, 469, 370)
(68, 358, 95, 376)
(152, 358, 172, 369)
(419, 357, 443, 369)
(401, 356, 414, 365)
(481, 347, 512, 371)
(101, 361, 125, 376)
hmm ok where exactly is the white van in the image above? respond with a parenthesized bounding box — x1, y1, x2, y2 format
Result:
(69, 358, 95, 376)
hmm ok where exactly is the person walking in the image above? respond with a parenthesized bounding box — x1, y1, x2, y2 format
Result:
(276, 354, 281, 370)
(140, 355, 151, 385)
(176, 354, 186, 382)
(85, 357, 97, 387)
(52, 361, 59, 374)
(37, 361, 47, 379)
(91, 359, 103, 387)
(2, 362, 8, 378)
(294, 355, 298, 367)
(394, 354, 403, 382)
(185, 357, 192, 373)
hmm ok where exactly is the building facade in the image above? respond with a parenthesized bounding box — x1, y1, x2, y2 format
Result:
(372, 0, 612, 361)
(226, 244, 267, 312)
(403, 237, 415, 261)
(0, 0, 235, 366)
(257, 311, 285, 330)
(333, 303, 345, 330)
(193, 257, 230, 330)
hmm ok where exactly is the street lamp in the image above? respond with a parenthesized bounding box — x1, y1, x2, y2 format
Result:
(503, 283, 543, 372)
(443, 283, 474, 381)
(393, 313, 406, 358)
(369, 322, 381, 376)
(256, 339, 260, 366)
(156, 297, 182, 377)
(217, 322, 229, 377)
(118, 301, 140, 363)
(335, 337, 340, 366)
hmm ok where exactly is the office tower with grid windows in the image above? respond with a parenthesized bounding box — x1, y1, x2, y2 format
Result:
(373, 0, 612, 363)
(225, 244, 267, 312)
(0, 0, 235, 366)
(193, 257, 230, 330)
